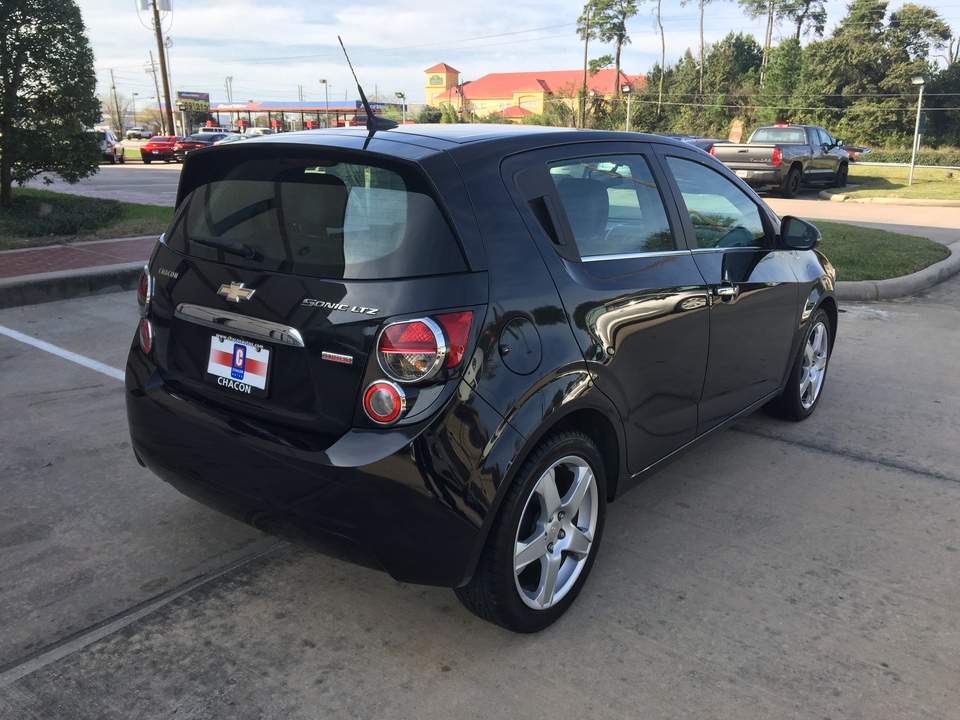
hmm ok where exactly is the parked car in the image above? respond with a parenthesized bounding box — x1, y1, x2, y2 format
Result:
(127, 125, 837, 633)
(140, 135, 181, 163)
(684, 137, 730, 153)
(839, 144, 871, 161)
(710, 123, 849, 198)
(244, 127, 276, 136)
(212, 133, 253, 145)
(126, 127, 153, 140)
(89, 128, 125, 164)
(173, 132, 232, 161)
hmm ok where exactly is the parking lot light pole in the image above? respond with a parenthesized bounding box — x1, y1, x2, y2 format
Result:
(909, 75, 925, 186)
(621, 84, 632, 132)
(319, 79, 329, 127)
(395, 91, 406, 124)
(131, 92, 138, 128)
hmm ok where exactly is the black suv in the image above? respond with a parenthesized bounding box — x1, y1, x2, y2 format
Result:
(126, 125, 836, 633)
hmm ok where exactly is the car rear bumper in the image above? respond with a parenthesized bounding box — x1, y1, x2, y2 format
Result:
(726, 167, 783, 186)
(125, 346, 519, 587)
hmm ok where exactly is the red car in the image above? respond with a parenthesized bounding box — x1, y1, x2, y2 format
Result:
(140, 135, 181, 164)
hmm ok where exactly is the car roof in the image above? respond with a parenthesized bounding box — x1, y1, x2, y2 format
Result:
(245, 123, 677, 157)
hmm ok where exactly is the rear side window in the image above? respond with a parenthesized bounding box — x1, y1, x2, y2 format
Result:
(547, 154, 675, 258)
(165, 155, 466, 279)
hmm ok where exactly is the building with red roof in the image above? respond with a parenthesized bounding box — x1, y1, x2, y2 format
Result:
(425, 63, 644, 122)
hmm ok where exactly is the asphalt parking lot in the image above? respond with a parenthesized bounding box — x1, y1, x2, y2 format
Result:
(1, 263, 958, 717)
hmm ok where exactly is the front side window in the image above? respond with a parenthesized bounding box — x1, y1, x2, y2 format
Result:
(165, 155, 466, 279)
(547, 154, 675, 258)
(665, 156, 768, 250)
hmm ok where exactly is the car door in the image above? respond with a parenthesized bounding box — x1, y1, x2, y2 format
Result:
(503, 143, 711, 474)
(654, 146, 801, 434)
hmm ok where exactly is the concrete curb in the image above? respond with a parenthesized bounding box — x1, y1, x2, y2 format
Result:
(819, 190, 960, 207)
(0, 262, 142, 310)
(835, 241, 960, 301)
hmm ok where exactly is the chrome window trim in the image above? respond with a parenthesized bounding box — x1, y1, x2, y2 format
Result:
(689, 246, 762, 254)
(580, 249, 691, 263)
(175, 303, 305, 348)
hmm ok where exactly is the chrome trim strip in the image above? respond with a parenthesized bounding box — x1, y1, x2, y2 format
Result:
(581, 250, 692, 263)
(175, 303, 305, 348)
(689, 247, 760, 255)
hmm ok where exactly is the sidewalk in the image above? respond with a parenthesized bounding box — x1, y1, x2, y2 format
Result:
(0, 236, 156, 310)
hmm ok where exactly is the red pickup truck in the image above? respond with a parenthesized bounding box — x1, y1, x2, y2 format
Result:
(710, 124, 850, 198)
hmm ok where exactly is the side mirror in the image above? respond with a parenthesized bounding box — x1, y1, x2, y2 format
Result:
(781, 216, 821, 250)
(835, 138, 845, 148)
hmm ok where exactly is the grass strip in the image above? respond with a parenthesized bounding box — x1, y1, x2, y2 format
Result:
(816, 220, 951, 282)
(826, 165, 960, 201)
(0, 189, 172, 250)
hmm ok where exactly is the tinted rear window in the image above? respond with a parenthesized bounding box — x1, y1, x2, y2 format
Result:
(165, 154, 467, 280)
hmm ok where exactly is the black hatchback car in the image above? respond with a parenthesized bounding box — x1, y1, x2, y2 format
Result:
(126, 124, 836, 633)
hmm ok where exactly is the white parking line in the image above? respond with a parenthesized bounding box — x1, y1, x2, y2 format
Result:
(0, 325, 125, 381)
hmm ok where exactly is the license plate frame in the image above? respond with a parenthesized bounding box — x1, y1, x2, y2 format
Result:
(205, 333, 271, 398)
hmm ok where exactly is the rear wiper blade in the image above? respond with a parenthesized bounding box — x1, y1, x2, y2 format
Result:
(190, 235, 261, 260)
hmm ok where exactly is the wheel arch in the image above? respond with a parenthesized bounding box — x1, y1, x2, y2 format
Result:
(461, 380, 626, 585)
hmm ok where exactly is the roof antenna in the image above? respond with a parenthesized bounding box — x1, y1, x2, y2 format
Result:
(337, 36, 398, 138)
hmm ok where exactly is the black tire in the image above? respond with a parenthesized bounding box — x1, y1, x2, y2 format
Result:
(454, 430, 607, 633)
(117, 152, 125, 164)
(108, 154, 117, 165)
(833, 163, 848, 188)
(142, 157, 152, 164)
(779, 167, 801, 198)
(765, 308, 831, 421)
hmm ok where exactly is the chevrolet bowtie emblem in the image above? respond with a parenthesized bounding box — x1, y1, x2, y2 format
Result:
(217, 282, 256, 303)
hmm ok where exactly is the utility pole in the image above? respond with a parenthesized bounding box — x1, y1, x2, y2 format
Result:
(147, 51, 164, 133)
(760, 0, 775, 87)
(109, 69, 123, 134)
(149, 0, 175, 139)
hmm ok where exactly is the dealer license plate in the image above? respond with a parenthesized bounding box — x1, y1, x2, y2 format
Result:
(206, 333, 270, 397)
(736, 170, 749, 178)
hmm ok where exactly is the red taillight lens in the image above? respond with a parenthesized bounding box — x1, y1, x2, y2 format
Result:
(772, 147, 783, 166)
(363, 381, 406, 424)
(138, 318, 153, 354)
(709, 146, 716, 156)
(137, 265, 152, 316)
(378, 318, 444, 382)
(376, 312, 474, 383)
(435, 311, 473, 368)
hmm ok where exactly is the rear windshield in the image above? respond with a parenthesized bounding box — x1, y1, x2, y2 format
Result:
(750, 127, 806, 144)
(165, 153, 467, 279)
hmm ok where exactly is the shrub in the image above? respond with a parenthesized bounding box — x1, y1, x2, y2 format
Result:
(0, 191, 124, 238)
(863, 148, 960, 167)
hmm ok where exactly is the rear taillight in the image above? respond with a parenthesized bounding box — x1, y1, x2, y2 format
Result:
(772, 147, 783, 166)
(376, 311, 473, 383)
(137, 265, 152, 316)
(138, 318, 153, 354)
(363, 381, 407, 425)
(367, 311, 474, 424)
(709, 146, 716, 156)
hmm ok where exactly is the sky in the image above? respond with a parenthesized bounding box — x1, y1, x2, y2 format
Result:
(75, 0, 960, 109)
